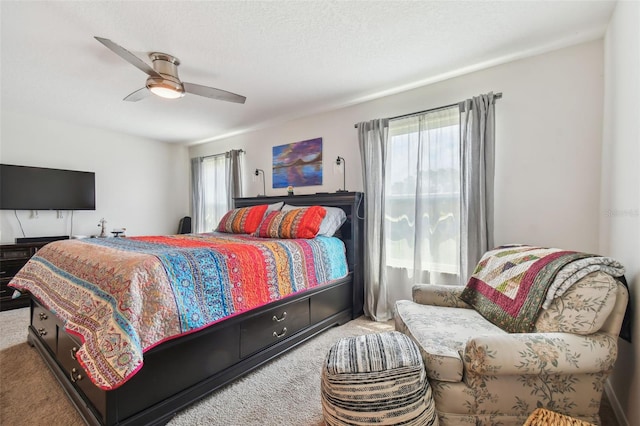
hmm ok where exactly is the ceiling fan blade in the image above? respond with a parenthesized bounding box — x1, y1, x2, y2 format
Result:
(123, 87, 150, 102)
(94, 36, 161, 78)
(183, 82, 246, 104)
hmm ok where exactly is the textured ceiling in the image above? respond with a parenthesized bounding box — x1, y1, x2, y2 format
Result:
(1, 1, 615, 145)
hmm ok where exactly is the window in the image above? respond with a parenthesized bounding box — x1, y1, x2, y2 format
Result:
(201, 154, 228, 231)
(192, 149, 243, 233)
(385, 106, 460, 284)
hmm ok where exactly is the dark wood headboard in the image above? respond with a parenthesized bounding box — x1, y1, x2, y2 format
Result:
(234, 192, 364, 318)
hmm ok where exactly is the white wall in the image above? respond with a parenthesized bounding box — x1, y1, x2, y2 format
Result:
(191, 35, 640, 417)
(601, 1, 640, 424)
(191, 40, 605, 254)
(0, 110, 190, 242)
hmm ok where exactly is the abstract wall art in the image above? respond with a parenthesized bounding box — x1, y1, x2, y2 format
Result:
(272, 137, 323, 188)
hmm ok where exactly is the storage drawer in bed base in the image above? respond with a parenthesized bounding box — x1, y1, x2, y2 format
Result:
(27, 280, 354, 426)
(30, 305, 242, 424)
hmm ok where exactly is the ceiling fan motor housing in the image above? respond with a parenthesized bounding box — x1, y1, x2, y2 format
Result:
(145, 52, 184, 97)
(94, 37, 246, 103)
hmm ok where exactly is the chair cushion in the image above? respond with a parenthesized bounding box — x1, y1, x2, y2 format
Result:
(394, 300, 505, 382)
(535, 271, 618, 334)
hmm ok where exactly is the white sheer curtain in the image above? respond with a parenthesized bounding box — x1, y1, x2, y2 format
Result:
(385, 106, 461, 305)
(201, 155, 227, 232)
(359, 93, 496, 321)
(191, 151, 243, 233)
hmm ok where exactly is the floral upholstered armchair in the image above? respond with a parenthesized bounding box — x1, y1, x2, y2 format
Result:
(394, 246, 629, 425)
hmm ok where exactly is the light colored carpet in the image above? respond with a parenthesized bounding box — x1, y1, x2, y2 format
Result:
(0, 305, 29, 351)
(0, 307, 620, 426)
(0, 307, 393, 425)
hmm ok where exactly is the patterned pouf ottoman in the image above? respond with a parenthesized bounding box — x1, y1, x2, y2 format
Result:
(321, 331, 438, 425)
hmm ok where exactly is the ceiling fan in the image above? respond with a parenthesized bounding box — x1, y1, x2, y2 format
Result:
(95, 37, 246, 104)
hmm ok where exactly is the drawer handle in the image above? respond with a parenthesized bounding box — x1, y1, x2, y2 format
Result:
(37, 328, 47, 336)
(272, 311, 287, 322)
(70, 346, 78, 360)
(273, 327, 287, 339)
(69, 367, 83, 383)
(0, 271, 6, 275)
(39, 312, 48, 321)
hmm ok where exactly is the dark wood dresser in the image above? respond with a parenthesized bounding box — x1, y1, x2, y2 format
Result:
(0, 241, 49, 311)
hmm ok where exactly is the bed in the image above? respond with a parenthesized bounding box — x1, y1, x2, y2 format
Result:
(11, 192, 364, 426)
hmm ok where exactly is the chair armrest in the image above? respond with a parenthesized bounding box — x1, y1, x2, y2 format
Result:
(463, 332, 618, 376)
(412, 284, 471, 308)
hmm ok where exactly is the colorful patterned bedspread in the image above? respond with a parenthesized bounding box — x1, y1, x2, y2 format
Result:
(9, 233, 348, 390)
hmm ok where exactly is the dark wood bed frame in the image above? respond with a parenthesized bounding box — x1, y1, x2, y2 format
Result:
(26, 192, 364, 426)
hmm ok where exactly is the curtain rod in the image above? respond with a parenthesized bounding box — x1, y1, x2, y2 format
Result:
(354, 92, 502, 128)
(201, 149, 245, 160)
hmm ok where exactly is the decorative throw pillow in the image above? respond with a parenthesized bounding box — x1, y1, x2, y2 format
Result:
(281, 204, 346, 237)
(216, 204, 269, 234)
(254, 206, 326, 239)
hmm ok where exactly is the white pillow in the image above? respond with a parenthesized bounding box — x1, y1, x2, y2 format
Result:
(262, 201, 285, 221)
(281, 204, 346, 237)
(266, 201, 284, 214)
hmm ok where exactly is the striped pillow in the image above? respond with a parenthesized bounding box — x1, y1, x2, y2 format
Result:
(254, 206, 326, 239)
(216, 204, 269, 234)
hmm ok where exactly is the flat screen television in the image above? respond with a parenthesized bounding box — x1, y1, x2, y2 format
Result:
(0, 164, 95, 210)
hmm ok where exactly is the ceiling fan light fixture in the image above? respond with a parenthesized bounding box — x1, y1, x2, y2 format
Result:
(146, 78, 185, 99)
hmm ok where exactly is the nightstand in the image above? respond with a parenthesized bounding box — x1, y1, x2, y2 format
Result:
(0, 242, 48, 311)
